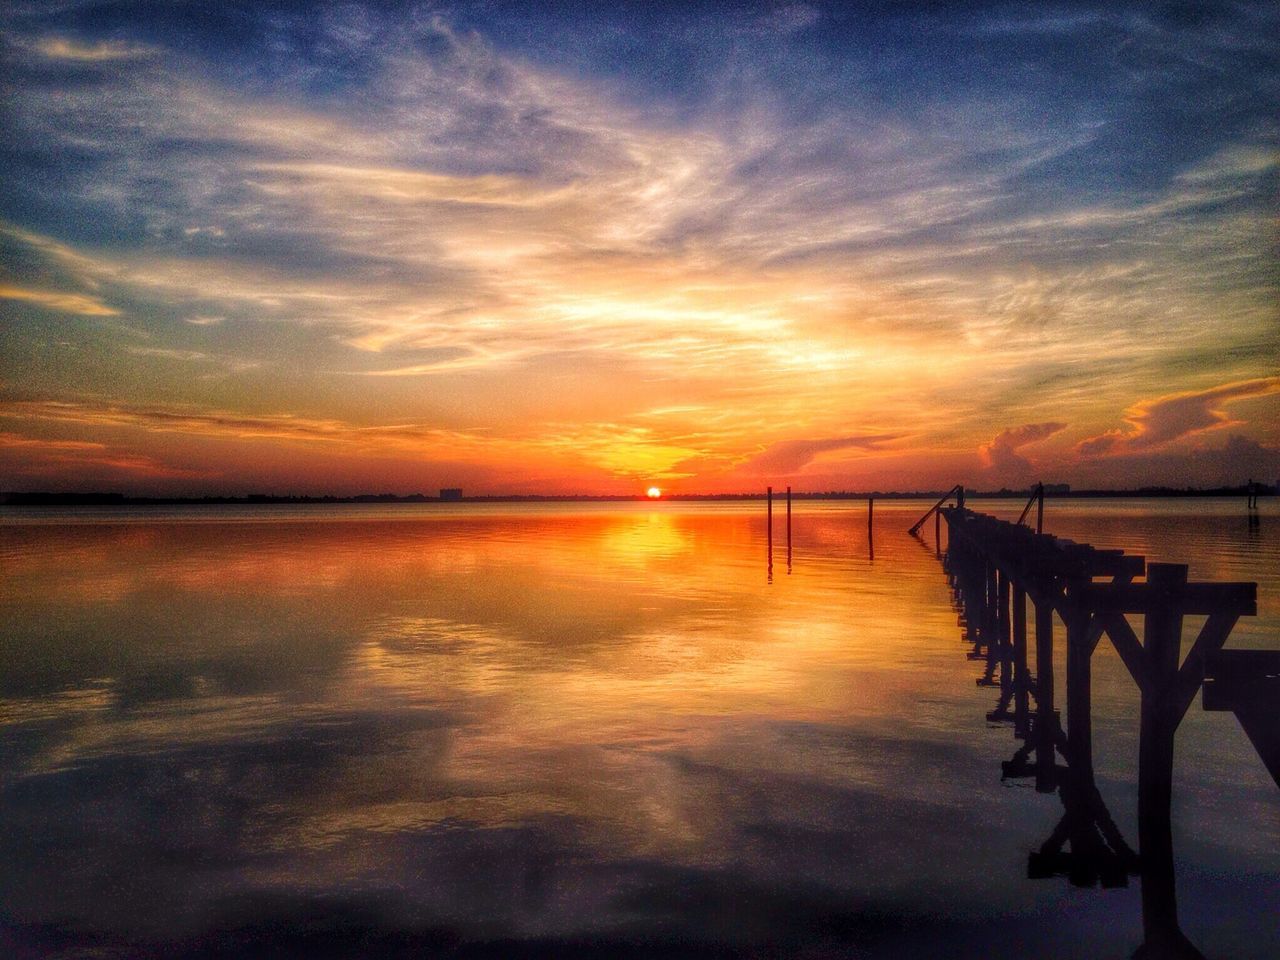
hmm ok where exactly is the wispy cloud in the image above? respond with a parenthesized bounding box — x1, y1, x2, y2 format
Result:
(30, 36, 157, 61)
(0, 399, 493, 455)
(0, 284, 118, 316)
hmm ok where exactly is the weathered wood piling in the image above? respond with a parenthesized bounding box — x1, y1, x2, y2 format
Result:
(787, 486, 792, 571)
(867, 496, 874, 560)
(766, 486, 773, 580)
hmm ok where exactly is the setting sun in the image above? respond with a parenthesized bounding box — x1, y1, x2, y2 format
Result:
(646, 487, 662, 499)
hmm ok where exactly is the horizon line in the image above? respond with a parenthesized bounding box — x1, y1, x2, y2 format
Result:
(2, 484, 1274, 507)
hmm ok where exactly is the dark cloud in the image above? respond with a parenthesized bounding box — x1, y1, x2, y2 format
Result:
(1075, 431, 1119, 457)
(1069, 433, 1280, 489)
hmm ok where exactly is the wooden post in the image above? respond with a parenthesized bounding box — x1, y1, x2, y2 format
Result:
(1034, 590, 1057, 792)
(1013, 584, 1030, 737)
(986, 562, 999, 649)
(935, 508, 941, 555)
(999, 571, 1013, 700)
(1063, 586, 1102, 890)
(767, 486, 773, 580)
(1036, 486, 1044, 535)
(868, 496, 875, 561)
(1066, 597, 1094, 785)
(1139, 563, 1190, 956)
(786, 485, 792, 569)
(1063, 584, 1096, 884)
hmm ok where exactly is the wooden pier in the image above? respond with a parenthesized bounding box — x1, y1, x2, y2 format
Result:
(909, 491, 1276, 959)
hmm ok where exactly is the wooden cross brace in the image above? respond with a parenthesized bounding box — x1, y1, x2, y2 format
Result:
(1062, 564, 1256, 737)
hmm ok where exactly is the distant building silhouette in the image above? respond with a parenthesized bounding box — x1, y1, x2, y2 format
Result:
(440, 488, 463, 501)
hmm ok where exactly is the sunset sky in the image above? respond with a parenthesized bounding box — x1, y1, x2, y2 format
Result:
(2, 1, 1277, 495)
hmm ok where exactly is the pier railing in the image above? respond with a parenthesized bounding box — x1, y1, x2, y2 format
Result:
(1015, 482, 1044, 533)
(907, 484, 964, 537)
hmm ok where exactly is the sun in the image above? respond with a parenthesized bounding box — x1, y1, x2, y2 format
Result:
(646, 486, 662, 499)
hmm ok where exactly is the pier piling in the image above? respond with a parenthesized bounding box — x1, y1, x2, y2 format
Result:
(1033, 595, 1057, 792)
(1139, 563, 1188, 955)
(1012, 585, 1029, 738)
(766, 486, 773, 580)
(868, 496, 874, 560)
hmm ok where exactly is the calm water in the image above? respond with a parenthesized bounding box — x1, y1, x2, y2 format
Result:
(1, 499, 1276, 958)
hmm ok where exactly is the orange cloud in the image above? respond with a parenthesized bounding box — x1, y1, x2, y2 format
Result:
(1076, 377, 1280, 457)
(979, 422, 1067, 480)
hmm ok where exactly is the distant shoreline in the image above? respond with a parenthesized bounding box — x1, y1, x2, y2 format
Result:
(1, 486, 1272, 507)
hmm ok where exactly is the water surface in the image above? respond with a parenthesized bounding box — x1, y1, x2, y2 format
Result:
(1, 499, 1276, 957)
